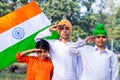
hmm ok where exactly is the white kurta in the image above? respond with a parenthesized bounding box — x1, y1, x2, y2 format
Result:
(49, 40, 77, 80)
(35, 28, 83, 80)
(75, 45, 119, 80)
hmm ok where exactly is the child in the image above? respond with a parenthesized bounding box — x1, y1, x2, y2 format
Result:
(72, 23, 119, 80)
(16, 39, 53, 80)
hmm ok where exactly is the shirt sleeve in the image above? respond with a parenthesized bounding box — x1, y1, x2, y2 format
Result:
(34, 27, 52, 42)
(69, 38, 86, 55)
(50, 66, 54, 79)
(111, 53, 119, 80)
(76, 55, 83, 80)
(76, 37, 86, 48)
(16, 53, 29, 64)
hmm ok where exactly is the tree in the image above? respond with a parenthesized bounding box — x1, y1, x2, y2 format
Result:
(36, 0, 92, 40)
(104, 0, 120, 52)
(0, 1, 13, 17)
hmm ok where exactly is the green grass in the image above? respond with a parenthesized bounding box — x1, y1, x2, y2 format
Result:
(0, 63, 26, 80)
(0, 70, 26, 80)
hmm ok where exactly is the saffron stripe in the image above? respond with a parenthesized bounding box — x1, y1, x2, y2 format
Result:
(0, 2, 42, 33)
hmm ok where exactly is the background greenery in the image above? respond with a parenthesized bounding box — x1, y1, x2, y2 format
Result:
(0, 0, 120, 79)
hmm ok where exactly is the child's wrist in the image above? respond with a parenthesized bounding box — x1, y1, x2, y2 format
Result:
(27, 50, 32, 53)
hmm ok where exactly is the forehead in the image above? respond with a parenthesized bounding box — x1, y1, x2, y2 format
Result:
(95, 35, 107, 37)
(37, 48, 48, 51)
(59, 24, 68, 27)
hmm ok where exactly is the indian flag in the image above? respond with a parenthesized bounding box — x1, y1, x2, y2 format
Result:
(0, 1, 52, 69)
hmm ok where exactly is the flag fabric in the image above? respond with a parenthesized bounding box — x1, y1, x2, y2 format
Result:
(0, 1, 52, 69)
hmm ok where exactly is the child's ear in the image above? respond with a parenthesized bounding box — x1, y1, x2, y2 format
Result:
(48, 51, 50, 54)
(47, 52, 50, 58)
(48, 50, 50, 53)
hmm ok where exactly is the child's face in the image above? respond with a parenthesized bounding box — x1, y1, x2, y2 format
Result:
(59, 25, 71, 40)
(95, 36, 108, 47)
(36, 49, 49, 60)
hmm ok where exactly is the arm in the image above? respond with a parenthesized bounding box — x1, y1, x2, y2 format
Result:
(75, 37, 86, 48)
(50, 66, 54, 79)
(111, 53, 119, 80)
(19, 49, 40, 56)
(69, 38, 84, 55)
(35, 27, 52, 42)
(76, 36, 95, 48)
(69, 35, 94, 55)
(35, 25, 60, 42)
(16, 49, 40, 63)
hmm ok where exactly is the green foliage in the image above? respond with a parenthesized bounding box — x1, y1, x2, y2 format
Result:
(37, 0, 81, 25)
(113, 40, 120, 53)
(0, 2, 13, 17)
(81, 0, 95, 12)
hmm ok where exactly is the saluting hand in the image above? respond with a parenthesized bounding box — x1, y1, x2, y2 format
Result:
(85, 36, 95, 44)
(49, 25, 61, 32)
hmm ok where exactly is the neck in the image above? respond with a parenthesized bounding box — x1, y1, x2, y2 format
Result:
(60, 38, 70, 44)
(97, 46, 105, 52)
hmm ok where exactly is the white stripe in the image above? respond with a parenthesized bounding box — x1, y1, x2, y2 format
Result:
(0, 12, 51, 52)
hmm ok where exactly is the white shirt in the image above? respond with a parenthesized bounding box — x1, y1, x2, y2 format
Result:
(49, 40, 77, 80)
(76, 45, 119, 80)
(35, 28, 83, 80)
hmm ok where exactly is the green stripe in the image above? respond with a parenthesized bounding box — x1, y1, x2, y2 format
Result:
(0, 26, 50, 69)
(45, 31, 60, 40)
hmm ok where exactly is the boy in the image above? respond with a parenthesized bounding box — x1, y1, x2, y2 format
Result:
(16, 39, 53, 80)
(72, 23, 119, 80)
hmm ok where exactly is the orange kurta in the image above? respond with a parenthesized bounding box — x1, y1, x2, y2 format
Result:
(16, 53, 54, 80)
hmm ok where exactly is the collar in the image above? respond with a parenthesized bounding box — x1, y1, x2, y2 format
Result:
(59, 38, 72, 45)
(94, 45, 110, 54)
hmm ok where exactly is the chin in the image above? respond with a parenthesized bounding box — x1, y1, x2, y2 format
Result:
(98, 45, 104, 47)
(41, 57, 46, 60)
(62, 36, 69, 39)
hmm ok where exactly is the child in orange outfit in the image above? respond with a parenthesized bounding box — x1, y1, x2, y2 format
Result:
(16, 39, 53, 80)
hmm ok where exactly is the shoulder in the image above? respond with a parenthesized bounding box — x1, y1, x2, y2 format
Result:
(75, 45, 94, 54)
(80, 45, 94, 50)
(106, 48, 115, 55)
(84, 45, 94, 48)
(105, 48, 117, 58)
(45, 57, 52, 61)
(47, 39, 59, 44)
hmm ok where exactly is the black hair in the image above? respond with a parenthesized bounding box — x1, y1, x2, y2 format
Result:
(36, 39, 50, 50)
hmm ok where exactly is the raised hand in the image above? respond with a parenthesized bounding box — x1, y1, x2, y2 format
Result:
(85, 36, 95, 44)
(49, 25, 61, 32)
(20, 49, 41, 56)
(28, 49, 41, 53)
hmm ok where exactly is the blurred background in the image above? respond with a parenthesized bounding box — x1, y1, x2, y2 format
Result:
(0, 0, 120, 79)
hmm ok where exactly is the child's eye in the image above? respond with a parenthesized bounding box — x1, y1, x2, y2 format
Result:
(96, 36, 106, 38)
(38, 50, 42, 53)
(37, 50, 48, 53)
(44, 50, 47, 53)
